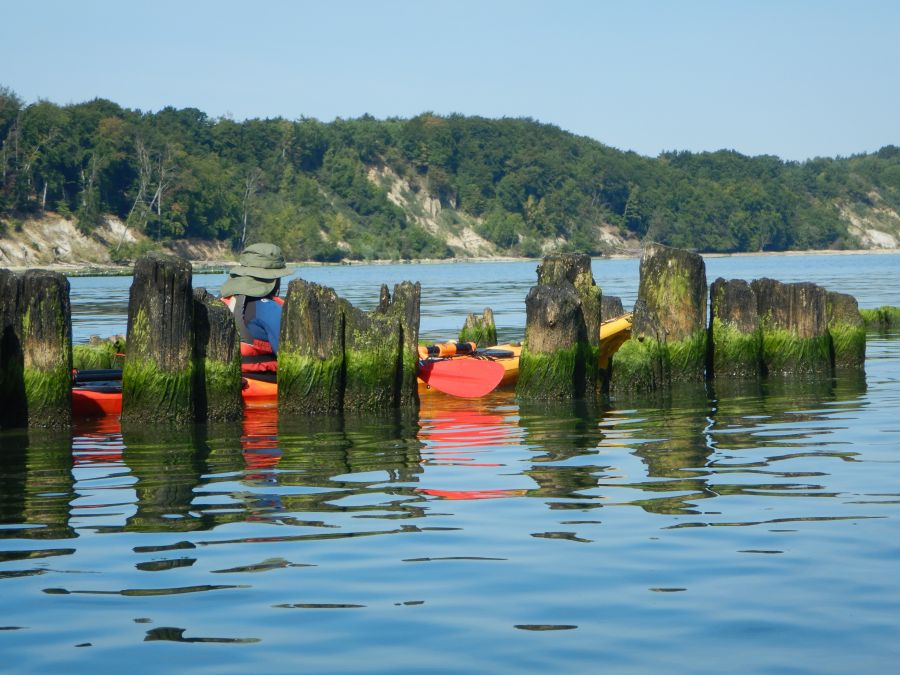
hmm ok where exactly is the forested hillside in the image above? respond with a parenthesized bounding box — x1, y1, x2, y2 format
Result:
(1, 87, 898, 261)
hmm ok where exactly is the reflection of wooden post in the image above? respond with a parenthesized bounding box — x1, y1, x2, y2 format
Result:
(279, 279, 345, 415)
(709, 278, 762, 379)
(611, 244, 707, 395)
(459, 308, 497, 347)
(827, 291, 865, 371)
(12, 430, 76, 539)
(0, 269, 26, 429)
(193, 288, 242, 422)
(518, 253, 602, 401)
(122, 253, 195, 425)
(20, 270, 73, 429)
(752, 279, 831, 375)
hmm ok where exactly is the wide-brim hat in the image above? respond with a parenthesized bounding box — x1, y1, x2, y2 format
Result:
(230, 243, 294, 280)
(220, 274, 277, 298)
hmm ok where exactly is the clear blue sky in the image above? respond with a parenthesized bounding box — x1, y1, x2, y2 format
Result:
(3, 0, 898, 161)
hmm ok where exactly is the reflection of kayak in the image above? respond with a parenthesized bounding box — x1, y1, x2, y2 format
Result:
(72, 314, 632, 419)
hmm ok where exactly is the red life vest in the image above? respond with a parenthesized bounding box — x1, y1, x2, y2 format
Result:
(221, 294, 284, 374)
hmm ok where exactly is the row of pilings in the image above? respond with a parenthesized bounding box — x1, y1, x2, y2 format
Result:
(0, 246, 878, 429)
(0, 252, 422, 429)
(608, 244, 867, 397)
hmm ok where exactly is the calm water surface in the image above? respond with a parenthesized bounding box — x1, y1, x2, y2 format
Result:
(1, 253, 899, 673)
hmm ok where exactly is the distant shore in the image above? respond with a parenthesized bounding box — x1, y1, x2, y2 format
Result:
(5, 247, 898, 276)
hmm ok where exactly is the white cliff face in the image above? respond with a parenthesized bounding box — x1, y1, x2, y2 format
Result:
(367, 164, 496, 257)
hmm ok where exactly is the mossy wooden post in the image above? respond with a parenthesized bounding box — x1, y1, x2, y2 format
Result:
(610, 244, 707, 395)
(601, 295, 625, 320)
(19, 270, 73, 429)
(279, 279, 345, 415)
(518, 253, 602, 401)
(121, 252, 195, 425)
(459, 308, 497, 347)
(193, 287, 242, 422)
(376, 281, 421, 408)
(709, 278, 763, 378)
(859, 305, 900, 331)
(0, 269, 26, 429)
(343, 302, 402, 412)
(751, 278, 831, 375)
(827, 291, 866, 371)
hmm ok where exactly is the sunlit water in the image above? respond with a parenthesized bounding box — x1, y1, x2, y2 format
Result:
(1, 253, 899, 673)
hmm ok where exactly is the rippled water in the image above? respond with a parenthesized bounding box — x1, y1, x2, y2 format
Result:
(2, 253, 899, 673)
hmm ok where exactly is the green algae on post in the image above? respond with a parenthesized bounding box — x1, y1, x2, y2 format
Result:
(72, 337, 126, 370)
(278, 279, 345, 415)
(859, 305, 900, 331)
(611, 244, 707, 396)
(343, 308, 401, 412)
(826, 291, 866, 371)
(709, 278, 762, 378)
(459, 308, 497, 347)
(375, 281, 421, 408)
(121, 253, 195, 425)
(751, 279, 832, 376)
(518, 253, 603, 401)
(193, 287, 242, 422)
(20, 270, 73, 429)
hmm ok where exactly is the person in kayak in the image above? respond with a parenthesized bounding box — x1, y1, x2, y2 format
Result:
(220, 243, 294, 379)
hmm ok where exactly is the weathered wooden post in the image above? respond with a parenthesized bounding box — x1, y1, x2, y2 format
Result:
(17, 270, 73, 429)
(279, 279, 421, 415)
(121, 252, 195, 425)
(459, 308, 497, 347)
(278, 279, 345, 416)
(611, 244, 707, 395)
(751, 279, 831, 375)
(193, 287, 242, 422)
(709, 278, 763, 379)
(342, 303, 401, 412)
(517, 253, 603, 401)
(827, 291, 866, 371)
(859, 306, 900, 331)
(0, 269, 25, 429)
(376, 281, 421, 408)
(601, 295, 625, 320)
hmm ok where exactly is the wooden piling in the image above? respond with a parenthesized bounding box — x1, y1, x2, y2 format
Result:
(279, 279, 345, 416)
(601, 295, 625, 320)
(121, 252, 195, 425)
(751, 279, 831, 375)
(0, 269, 25, 429)
(193, 287, 243, 422)
(20, 270, 73, 429)
(375, 281, 421, 408)
(611, 244, 707, 394)
(517, 253, 602, 401)
(343, 302, 402, 412)
(459, 308, 497, 347)
(709, 278, 763, 378)
(279, 279, 420, 415)
(826, 291, 866, 370)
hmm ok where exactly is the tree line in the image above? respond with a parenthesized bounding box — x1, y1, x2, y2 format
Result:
(1, 86, 897, 260)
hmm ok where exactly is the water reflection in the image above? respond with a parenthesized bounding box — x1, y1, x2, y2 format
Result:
(0, 370, 875, 541)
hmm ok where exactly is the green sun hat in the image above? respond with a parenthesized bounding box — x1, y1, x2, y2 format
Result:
(221, 243, 294, 298)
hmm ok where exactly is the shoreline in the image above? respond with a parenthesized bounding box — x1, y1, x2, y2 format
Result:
(4, 247, 897, 276)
